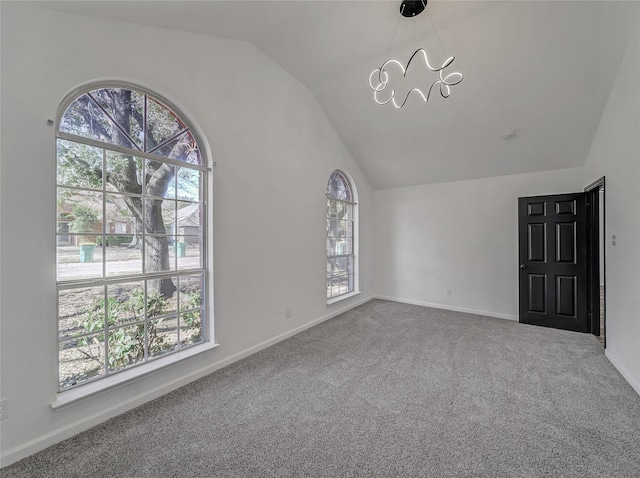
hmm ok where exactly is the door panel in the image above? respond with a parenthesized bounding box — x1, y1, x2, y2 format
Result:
(528, 224, 546, 261)
(556, 276, 576, 317)
(518, 193, 588, 332)
(528, 274, 547, 313)
(556, 223, 575, 263)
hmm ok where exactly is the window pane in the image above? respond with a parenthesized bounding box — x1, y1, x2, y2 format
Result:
(151, 131, 200, 164)
(145, 161, 176, 199)
(105, 194, 137, 235)
(107, 323, 146, 371)
(57, 221, 71, 245)
(345, 204, 353, 222)
(57, 140, 103, 190)
(327, 171, 352, 201)
(180, 310, 203, 347)
(57, 236, 103, 281)
(145, 279, 177, 318)
(177, 202, 202, 234)
(58, 286, 105, 340)
(105, 151, 143, 194)
(58, 189, 103, 235)
(340, 275, 348, 295)
(148, 316, 178, 359)
(60, 93, 137, 150)
(59, 333, 106, 390)
(179, 274, 204, 311)
(177, 169, 201, 201)
(89, 88, 145, 150)
(336, 238, 351, 255)
(145, 236, 174, 272)
(328, 219, 339, 238)
(105, 238, 142, 277)
(145, 98, 187, 152)
(162, 200, 177, 235)
(144, 199, 174, 240)
(347, 256, 354, 289)
(177, 236, 202, 270)
(327, 199, 337, 219)
(338, 220, 350, 238)
(107, 282, 145, 326)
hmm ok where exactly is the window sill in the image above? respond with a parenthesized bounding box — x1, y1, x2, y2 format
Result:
(327, 290, 361, 305)
(52, 341, 219, 411)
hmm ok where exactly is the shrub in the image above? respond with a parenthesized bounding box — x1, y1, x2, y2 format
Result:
(76, 288, 169, 369)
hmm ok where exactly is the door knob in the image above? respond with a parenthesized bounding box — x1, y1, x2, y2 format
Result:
(520, 264, 526, 269)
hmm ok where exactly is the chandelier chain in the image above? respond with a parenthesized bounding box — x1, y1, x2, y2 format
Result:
(426, 10, 447, 57)
(385, 5, 403, 60)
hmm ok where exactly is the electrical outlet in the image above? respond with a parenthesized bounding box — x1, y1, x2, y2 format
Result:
(446, 289, 452, 296)
(0, 398, 8, 420)
(612, 234, 616, 246)
(286, 308, 291, 319)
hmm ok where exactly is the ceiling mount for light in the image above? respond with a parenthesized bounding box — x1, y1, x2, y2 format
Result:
(400, 0, 427, 18)
(369, 0, 463, 109)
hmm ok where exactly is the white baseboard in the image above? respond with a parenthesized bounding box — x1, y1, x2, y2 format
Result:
(374, 295, 518, 321)
(0, 294, 373, 468)
(605, 350, 640, 397)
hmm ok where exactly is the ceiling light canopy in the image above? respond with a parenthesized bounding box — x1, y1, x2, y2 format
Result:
(369, 0, 463, 110)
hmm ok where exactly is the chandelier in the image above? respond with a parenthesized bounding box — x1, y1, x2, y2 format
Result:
(369, 0, 463, 109)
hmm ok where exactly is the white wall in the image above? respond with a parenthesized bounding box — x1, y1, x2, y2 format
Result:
(374, 168, 585, 319)
(583, 10, 640, 394)
(0, 4, 374, 464)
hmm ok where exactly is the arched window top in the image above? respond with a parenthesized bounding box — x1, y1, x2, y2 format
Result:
(327, 170, 353, 202)
(59, 87, 202, 165)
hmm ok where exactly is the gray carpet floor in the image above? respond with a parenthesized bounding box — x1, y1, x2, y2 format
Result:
(3, 299, 640, 477)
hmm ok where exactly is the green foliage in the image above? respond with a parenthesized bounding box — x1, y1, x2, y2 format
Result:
(57, 139, 103, 189)
(76, 288, 175, 369)
(182, 292, 202, 343)
(107, 325, 144, 369)
(144, 290, 167, 318)
(70, 204, 99, 233)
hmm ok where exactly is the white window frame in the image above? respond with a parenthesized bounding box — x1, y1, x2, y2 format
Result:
(326, 170, 359, 304)
(54, 82, 214, 403)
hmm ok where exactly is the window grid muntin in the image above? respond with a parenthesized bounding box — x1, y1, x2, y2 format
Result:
(60, 88, 200, 165)
(56, 86, 207, 391)
(57, 271, 206, 390)
(57, 132, 208, 173)
(56, 141, 205, 283)
(85, 90, 144, 152)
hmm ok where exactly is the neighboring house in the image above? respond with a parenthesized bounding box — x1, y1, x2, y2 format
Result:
(163, 203, 202, 244)
(57, 192, 136, 246)
(175, 203, 202, 244)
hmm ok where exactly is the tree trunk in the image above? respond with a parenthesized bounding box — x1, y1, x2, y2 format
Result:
(144, 196, 176, 298)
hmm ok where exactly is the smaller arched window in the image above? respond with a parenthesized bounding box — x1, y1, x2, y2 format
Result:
(326, 171, 358, 301)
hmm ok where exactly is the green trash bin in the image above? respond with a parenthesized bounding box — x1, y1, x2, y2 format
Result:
(176, 242, 187, 258)
(79, 243, 95, 263)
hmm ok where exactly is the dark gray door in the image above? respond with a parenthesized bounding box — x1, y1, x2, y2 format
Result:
(518, 193, 588, 332)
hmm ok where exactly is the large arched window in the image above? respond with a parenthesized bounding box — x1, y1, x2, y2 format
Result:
(56, 85, 208, 391)
(326, 170, 358, 301)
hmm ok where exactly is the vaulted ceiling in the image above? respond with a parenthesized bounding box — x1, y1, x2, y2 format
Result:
(32, 1, 639, 189)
